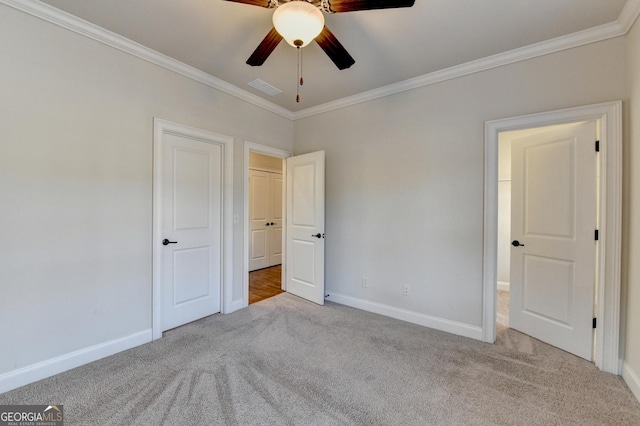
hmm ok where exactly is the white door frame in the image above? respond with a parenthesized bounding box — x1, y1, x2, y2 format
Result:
(243, 141, 291, 308)
(152, 118, 234, 340)
(483, 101, 622, 374)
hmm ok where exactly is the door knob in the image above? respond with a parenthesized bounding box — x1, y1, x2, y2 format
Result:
(162, 239, 178, 246)
(265, 223, 271, 226)
(511, 240, 525, 247)
(270, 222, 276, 226)
(312, 233, 322, 238)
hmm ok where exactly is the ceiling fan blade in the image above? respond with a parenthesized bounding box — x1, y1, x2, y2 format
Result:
(223, 0, 273, 8)
(315, 26, 355, 70)
(324, 0, 415, 13)
(246, 27, 283, 66)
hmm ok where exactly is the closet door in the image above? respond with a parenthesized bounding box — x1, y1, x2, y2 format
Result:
(269, 173, 283, 266)
(249, 170, 270, 271)
(249, 170, 283, 271)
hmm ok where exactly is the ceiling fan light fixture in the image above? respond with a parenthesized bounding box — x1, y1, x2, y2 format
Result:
(272, 1, 325, 48)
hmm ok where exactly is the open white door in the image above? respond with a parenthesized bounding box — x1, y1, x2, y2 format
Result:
(286, 151, 325, 305)
(510, 121, 597, 360)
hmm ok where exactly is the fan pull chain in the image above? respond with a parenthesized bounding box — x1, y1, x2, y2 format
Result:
(300, 45, 304, 87)
(296, 45, 302, 103)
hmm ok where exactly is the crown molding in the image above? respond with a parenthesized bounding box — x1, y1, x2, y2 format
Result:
(293, 12, 637, 120)
(619, 0, 640, 32)
(3, 0, 639, 122)
(0, 0, 295, 120)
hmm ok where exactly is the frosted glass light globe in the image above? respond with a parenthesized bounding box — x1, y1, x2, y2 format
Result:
(273, 1, 325, 48)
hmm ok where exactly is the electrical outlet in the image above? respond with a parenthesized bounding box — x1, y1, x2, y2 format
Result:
(403, 284, 410, 296)
(362, 277, 368, 288)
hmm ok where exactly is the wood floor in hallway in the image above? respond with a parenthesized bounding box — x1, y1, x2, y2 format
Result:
(249, 265, 283, 304)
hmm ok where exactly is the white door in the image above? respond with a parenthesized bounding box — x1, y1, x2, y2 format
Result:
(249, 170, 270, 271)
(510, 121, 597, 360)
(286, 151, 325, 305)
(249, 170, 283, 271)
(269, 173, 283, 266)
(161, 133, 222, 331)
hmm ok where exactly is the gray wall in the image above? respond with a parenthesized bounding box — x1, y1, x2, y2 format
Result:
(2, 0, 639, 402)
(294, 37, 628, 330)
(0, 4, 293, 375)
(624, 14, 640, 398)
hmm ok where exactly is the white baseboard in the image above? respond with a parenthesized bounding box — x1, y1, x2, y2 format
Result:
(497, 281, 510, 292)
(227, 299, 245, 314)
(622, 361, 640, 404)
(325, 293, 483, 340)
(0, 329, 152, 394)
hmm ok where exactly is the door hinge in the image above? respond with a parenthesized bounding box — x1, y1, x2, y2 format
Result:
(593, 318, 597, 329)
(595, 229, 599, 241)
(595, 140, 600, 152)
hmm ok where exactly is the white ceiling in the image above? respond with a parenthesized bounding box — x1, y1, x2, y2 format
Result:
(36, 0, 631, 112)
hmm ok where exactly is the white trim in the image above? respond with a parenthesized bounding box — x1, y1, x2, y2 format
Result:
(0, 0, 293, 120)
(292, 19, 635, 120)
(243, 142, 291, 308)
(249, 165, 283, 174)
(497, 281, 510, 292)
(619, 0, 640, 33)
(0, 329, 152, 394)
(483, 101, 622, 374)
(2, 0, 638, 121)
(152, 119, 234, 340)
(326, 293, 483, 340)
(229, 299, 245, 314)
(622, 362, 640, 403)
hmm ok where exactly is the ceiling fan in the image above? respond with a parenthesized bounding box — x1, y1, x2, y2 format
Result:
(225, 0, 416, 70)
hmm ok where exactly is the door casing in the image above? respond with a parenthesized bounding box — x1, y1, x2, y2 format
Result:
(483, 101, 622, 374)
(152, 119, 234, 340)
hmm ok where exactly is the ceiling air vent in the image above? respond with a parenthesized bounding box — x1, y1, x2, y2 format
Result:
(248, 79, 282, 96)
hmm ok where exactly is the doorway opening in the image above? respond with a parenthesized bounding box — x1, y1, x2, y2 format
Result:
(482, 101, 622, 374)
(243, 142, 291, 307)
(248, 151, 284, 304)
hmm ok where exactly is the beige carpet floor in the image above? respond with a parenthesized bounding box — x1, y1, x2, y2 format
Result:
(1, 293, 639, 425)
